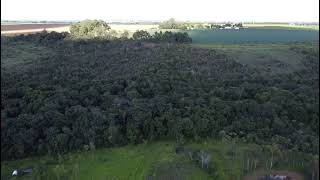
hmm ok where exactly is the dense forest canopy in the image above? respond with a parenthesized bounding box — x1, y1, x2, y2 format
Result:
(1, 21, 319, 161)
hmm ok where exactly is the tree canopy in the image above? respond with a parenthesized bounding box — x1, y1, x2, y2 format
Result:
(1, 31, 318, 161)
(69, 20, 112, 39)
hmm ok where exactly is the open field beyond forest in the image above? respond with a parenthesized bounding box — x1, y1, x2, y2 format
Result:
(0, 24, 158, 35)
(243, 23, 319, 30)
(185, 29, 319, 44)
(1, 24, 71, 31)
(1, 24, 71, 36)
(1, 23, 318, 44)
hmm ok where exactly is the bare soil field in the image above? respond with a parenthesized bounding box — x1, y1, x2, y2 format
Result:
(1, 24, 71, 36)
(1, 23, 158, 36)
(1, 23, 70, 31)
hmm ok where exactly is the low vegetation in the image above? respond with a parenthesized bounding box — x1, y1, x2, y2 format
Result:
(1, 141, 317, 179)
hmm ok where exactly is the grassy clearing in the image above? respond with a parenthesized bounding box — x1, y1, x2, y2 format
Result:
(185, 140, 311, 180)
(1, 140, 310, 180)
(1, 141, 209, 180)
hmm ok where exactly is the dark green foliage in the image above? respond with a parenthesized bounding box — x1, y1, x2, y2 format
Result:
(152, 31, 192, 43)
(7, 30, 67, 44)
(1, 34, 318, 161)
(132, 30, 151, 40)
(132, 30, 192, 43)
(234, 23, 243, 28)
(158, 18, 215, 30)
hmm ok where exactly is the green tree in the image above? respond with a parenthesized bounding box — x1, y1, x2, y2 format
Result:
(158, 18, 185, 29)
(120, 30, 130, 40)
(69, 20, 112, 39)
(132, 30, 151, 40)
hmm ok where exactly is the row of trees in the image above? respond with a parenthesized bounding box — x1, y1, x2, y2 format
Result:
(159, 18, 244, 30)
(133, 30, 192, 43)
(67, 19, 192, 43)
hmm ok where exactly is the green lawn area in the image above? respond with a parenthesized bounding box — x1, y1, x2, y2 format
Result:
(1, 141, 211, 180)
(1, 140, 312, 180)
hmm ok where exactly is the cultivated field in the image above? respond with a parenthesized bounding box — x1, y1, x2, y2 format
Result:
(0, 23, 159, 36)
(186, 29, 319, 44)
(1, 24, 70, 36)
(243, 23, 319, 30)
(1, 23, 70, 31)
(2, 22, 318, 40)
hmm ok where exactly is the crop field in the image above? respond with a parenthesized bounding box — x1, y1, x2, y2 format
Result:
(1, 23, 70, 31)
(243, 23, 319, 30)
(185, 29, 319, 44)
(0, 23, 158, 36)
(1, 24, 70, 36)
(1, 23, 318, 45)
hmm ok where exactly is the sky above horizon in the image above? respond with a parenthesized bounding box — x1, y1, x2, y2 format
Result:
(1, 0, 319, 22)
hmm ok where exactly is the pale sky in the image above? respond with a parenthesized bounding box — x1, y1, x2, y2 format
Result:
(1, 0, 319, 22)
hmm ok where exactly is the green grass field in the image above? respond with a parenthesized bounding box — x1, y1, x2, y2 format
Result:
(1, 141, 210, 180)
(1, 140, 313, 180)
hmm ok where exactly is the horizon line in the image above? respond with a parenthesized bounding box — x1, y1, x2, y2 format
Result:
(1, 19, 319, 24)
